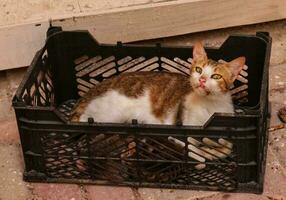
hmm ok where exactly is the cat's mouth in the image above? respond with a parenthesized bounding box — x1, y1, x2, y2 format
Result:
(194, 86, 211, 95)
(190, 79, 211, 95)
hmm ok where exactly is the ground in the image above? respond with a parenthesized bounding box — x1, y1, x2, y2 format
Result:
(0, 20, 286, 200)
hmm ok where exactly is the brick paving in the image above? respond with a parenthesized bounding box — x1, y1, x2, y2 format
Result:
(85, 186, 135, 200)
(138, 188, 217, 200)
(0, 21, 286, 200)
(32, 184, 83, 200)
(0, 120, 20, 145)
(0, 145, 32, 200)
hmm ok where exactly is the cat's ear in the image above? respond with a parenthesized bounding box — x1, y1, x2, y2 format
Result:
(228, 57, 246, 82)
(193, 42, 207, 62)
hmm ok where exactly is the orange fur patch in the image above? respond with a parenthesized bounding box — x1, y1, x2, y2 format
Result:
(71, 72, 192, 122)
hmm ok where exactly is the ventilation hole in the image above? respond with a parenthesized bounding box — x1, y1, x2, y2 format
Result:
(187, 58, 193, 63)
(174, 57, 192, 68)
(230, 84, 248, 95)
(237, 75, 248, 83)
(89, 62, 116, 77)
(76, 56, 115, 77)
(74, 55, 89, 65)
(37, 71, 44, 83)
(238, 97, 248, 103)
(117, 56, 132, 65)
(188, 152, 206, 162)
(78, 91, 86, 97)
(140, 63, 159, 71)
(232, 91, 248, 100)
(77, 84, 90, 93)
(103, 68, 117, 78)
(160, 57, 188, 74)
(218, 138, 233, 149)
(240, 70, 248, 77)
(45, 73, 53, 86)
(161, 63, 181, 73)
(188, 144, 216, 160)
(30, 84, 36, 97)
(124, 57, 158, 72)
(75, 56, 102, 71)
(40, 96, 46, 105)
(118, 57, 146, 72)
(89, 78, 99, 85)
(76, 78, 94, 88)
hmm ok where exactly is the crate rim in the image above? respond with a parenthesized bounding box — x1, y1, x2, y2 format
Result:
(12, 29, 271, 121)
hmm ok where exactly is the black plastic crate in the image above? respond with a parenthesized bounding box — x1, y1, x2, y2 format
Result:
(12, 27, 271, 193)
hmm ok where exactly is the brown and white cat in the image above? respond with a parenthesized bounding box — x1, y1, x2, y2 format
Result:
(72, 42, 245, 173)
(71, 42, 245, 126)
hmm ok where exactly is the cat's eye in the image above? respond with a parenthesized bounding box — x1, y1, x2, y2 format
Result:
(211, 74, 222, 80)
(195, 67, 202, 74)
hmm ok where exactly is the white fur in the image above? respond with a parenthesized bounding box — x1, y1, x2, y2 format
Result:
(79, 89, 233, 126)
(202, 65, 213, 77)
(80, 65, 234, 126)
(182, 92, 234, 126)
(79, 90, 177, 124)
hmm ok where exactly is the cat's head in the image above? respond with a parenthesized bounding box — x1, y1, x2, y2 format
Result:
(190, 42, 245, 96)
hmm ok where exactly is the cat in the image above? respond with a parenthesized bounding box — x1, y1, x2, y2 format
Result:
(71, 42, 245, 126)
(71, 42, 245, 175)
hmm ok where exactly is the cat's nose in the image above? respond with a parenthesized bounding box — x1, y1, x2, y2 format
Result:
(199, 77, 206, 83)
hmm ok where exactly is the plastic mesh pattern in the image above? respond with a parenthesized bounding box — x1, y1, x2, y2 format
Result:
(22, 53, 54, 106)
(41, 100, 237, 191)
(73, 55, 248, 104)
